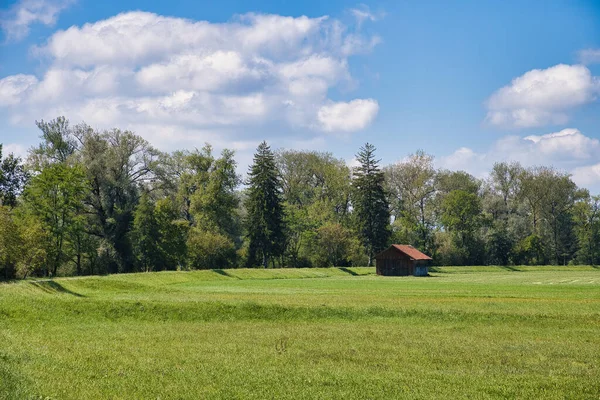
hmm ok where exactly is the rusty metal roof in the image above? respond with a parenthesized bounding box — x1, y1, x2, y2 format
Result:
(390, 244, 432, 260)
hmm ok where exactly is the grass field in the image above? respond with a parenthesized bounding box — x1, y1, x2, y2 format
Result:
(1, 266, 599, 399)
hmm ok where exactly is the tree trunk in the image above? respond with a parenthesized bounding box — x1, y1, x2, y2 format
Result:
(76, 253, 81, 276)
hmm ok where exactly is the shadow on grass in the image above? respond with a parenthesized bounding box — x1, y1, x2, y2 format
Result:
(338, 267, 359, 276)
(212, 269, 237, 278)
(29, 280, 85, 297)
(500, 265, 522, 272)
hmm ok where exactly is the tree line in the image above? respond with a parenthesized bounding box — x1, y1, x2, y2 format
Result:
(1, 117, 599, 279)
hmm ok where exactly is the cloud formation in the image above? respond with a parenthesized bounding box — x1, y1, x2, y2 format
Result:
(0, 0, 74, 41)
(572, 163, 600, 188)
(485, 64, 599, 128)
(1, 143, 27, 158)
(0, 11, 380, 150)
(438, 128, 600, 191)
(317, 99, 379, 132)
(578, 48, 600, 65)
(349, 4, 383, 27)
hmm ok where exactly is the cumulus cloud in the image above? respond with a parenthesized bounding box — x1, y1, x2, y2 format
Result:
(317, 99, 379, 132)
(0, 74, 38, 106)
(572, 163, 600, 188)
(438, 128, 600, 191)
(0, 0, 74, 41)
(438, 147, 484, 172)
(0, 11, 380, 151)
(522, 129, 600, 160)
(485, 64, 600, 128)
(578, 48, 600, 65)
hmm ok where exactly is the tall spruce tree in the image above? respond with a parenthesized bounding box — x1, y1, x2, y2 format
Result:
(352, 143, 391, 265)
(245, 141, 286, 268)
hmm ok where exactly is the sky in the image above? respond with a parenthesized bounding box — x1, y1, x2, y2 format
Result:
(0, 0, 599, 192)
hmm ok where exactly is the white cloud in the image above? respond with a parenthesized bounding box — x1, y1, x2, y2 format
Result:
(346, 157, 361, 169)
(571, 163, 600, 188)
(438, 128, 600, 191)
(0, 11, 380, 152)
(578, 48, 600, 65)
(1, 143, 27, 159)
(34, 12, 366, 67)
(523, 128, 600, 160)
(0, 0, 74, 41)
(349, 4, 384, 27)
(0, 74, 38, 106)
(135, 52, 270, 94)
(485, 64, 600, 128)
(438, 147, 484, 172)
(317, 99, 379, 132)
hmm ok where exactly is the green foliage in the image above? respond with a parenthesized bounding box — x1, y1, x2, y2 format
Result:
(277, 150, 354, 267)
(0, 147, 28, 208)
(23, 163, 88, 276)
(352, 143, 390, 265)
(131, 192, 161, 272)
(310, 222, 360, 267)
(132, 194, 190, 272)
(3, 115, 600, 276)
(440, 190, 485, 265)
(245, 141, 286, 268)
(384, 150, 436, 254)
(185, 145, 241, 236)
(441, 190, 482, 234)
(514, 234, 547, 265)
(486, 227, 513, 265)
(436, 170, 481, 195)
(187, 228, 236, 269)
(13, 211, 49, 278)
(154, 198, 189, 270)
(80, 128, 160, 272)
(0, 206, 49, 279)
(31, 116, 78, 168)
(281, 203, 312, 267)
(0, 206, 19, 279)
(573, 196, 600, 265)
(277, 149, 351, 216)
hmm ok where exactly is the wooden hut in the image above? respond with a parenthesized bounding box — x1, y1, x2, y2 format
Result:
(374, 245, 432, 276)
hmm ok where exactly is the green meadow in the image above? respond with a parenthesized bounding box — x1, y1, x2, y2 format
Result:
(1, 266, 599, 399)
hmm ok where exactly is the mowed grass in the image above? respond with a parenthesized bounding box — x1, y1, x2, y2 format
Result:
(1, 266, 599, 399)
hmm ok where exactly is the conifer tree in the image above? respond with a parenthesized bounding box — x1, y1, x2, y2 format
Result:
(245, 141, 286, 268)
(352, 143, 390, 265)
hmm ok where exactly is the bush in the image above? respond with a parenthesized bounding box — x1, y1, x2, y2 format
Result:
(187, 228, 236, 269)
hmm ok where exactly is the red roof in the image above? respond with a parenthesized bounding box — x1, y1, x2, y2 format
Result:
(390, 244, 432, 260)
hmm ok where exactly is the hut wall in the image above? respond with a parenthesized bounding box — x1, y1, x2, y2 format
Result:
(375, 249, 414, 276)
(414, 264, 428, 276)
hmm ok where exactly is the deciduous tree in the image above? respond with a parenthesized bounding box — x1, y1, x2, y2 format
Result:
(23, 163, 88, 276)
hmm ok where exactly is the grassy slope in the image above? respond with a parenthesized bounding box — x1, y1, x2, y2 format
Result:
(1, 266, 599, 399)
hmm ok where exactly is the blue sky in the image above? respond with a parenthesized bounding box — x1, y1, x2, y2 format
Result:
(1, 0, 599, 192)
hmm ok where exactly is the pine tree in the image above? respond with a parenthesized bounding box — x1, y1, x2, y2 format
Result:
(245, 141, 286, 268)
(352, 143, 391, 265)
